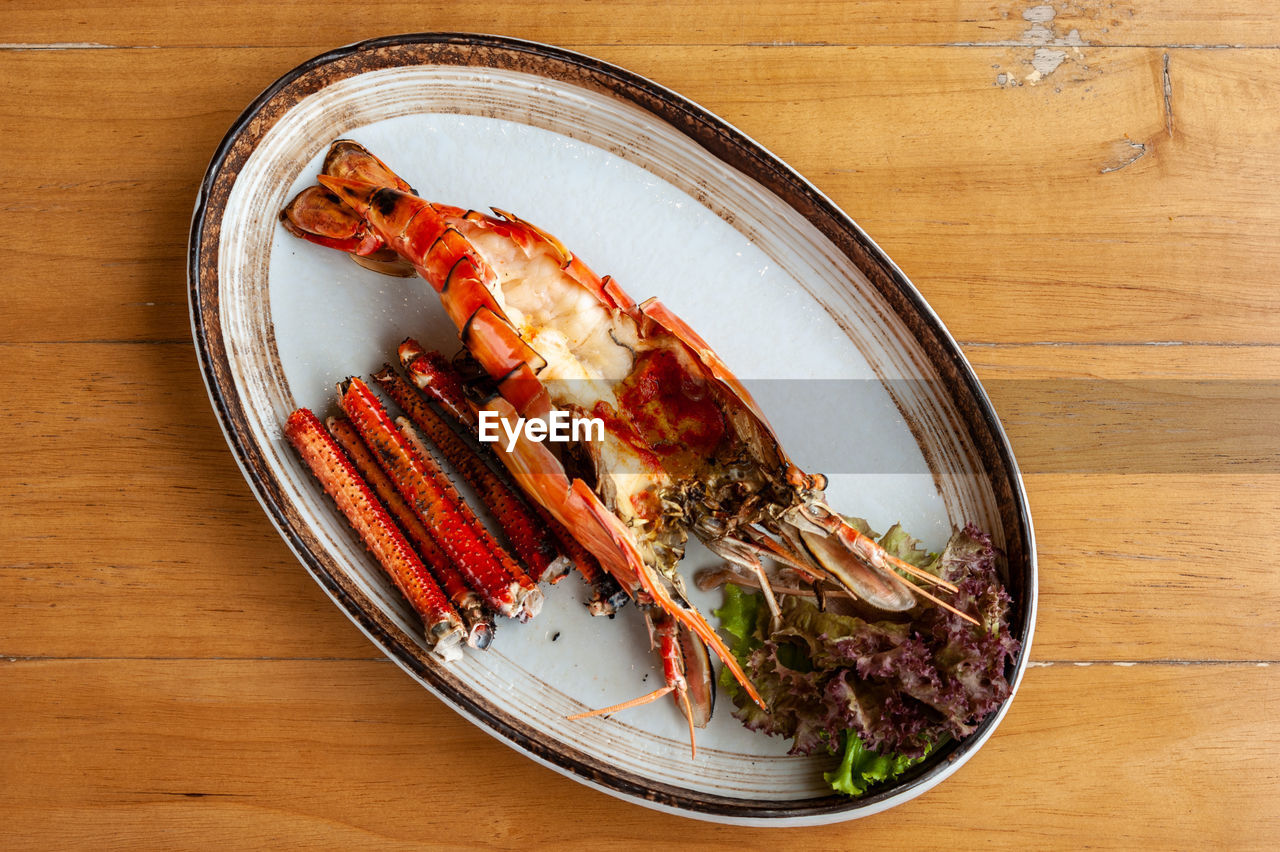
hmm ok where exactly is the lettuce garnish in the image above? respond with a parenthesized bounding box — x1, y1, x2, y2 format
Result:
(825, 730, 930, 796)
(713, 522, 1019, 797)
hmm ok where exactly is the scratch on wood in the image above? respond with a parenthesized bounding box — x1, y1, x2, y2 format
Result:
(993, 4, 1086, 86)
(139, 791, 237, 798)
(1162, 52, 1175, 138)
(0, 42, 160, 50)
(1100, 139, 1148, 174)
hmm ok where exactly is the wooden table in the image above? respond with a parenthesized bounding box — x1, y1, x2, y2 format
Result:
(4, 2, 1277, 847)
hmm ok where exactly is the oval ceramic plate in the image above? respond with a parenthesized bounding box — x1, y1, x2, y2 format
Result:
(189, 34, 1036, 825)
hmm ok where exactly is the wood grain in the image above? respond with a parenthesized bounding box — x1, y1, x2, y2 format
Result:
(2, 660, 1275, 848)
(3, 46, 1279, 345)
(5, 1, 1280, 48)
(3, 0, 1279, 844)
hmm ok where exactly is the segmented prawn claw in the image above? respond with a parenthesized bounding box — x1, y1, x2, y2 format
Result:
(567, 609, 714, 758)
(784, 503, 981, 626)
(791, 503, 918, 612)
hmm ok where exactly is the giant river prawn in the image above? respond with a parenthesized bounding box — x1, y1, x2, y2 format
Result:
(280, 140, 980, 755)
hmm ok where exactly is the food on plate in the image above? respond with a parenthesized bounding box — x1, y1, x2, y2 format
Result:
(284, 407, 466, 660)
(325, 414, 494, 648)
(279, 140, 1013, 768)
(703, 522, 1019, 796)
(397, 340, 629, 617)
(338, 376, 541, 621)
(371, 361, 570, 585)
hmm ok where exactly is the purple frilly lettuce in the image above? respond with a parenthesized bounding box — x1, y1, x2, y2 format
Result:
(716, 523, 1020, 768)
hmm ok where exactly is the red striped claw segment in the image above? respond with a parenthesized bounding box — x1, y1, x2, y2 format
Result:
(283, 407, 465, 660)
(325, 415, 495, 649)
(337, 377, 528, 621)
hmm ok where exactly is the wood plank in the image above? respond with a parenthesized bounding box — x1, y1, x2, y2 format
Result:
(2, 47, 1279, 344)
(970, 343, 1280, 482)
(976, 345, 1280, 660)
(2, 343, 1276, 660)
(0, 341, 376, 659)
(1025, 473, 1280, 660)
(1, 659, 1275, 847)
(975, 360, 1280, 477)
(0, 46, 303, 347)
(4, 1, 1280, 49)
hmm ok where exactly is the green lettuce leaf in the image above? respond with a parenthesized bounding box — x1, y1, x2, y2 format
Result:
(712, 582, 767, 694)
(824, 731, 932, 796)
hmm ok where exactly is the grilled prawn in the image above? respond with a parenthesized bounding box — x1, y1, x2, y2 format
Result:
(281, 140, 974, 743)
